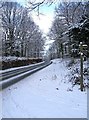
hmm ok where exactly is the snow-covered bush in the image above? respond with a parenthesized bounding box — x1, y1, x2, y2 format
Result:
(1, 56, 43, 70)
(68, 59, 89, 90)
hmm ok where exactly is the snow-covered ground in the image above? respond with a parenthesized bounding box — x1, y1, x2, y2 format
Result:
(0, 59, 87, 118)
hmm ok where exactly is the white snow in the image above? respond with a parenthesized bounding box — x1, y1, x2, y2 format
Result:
(0, 59, 87, 118)
(0, 56, 28, 62)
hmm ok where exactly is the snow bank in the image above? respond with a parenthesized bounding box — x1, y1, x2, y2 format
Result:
(0, 56, 27, 62)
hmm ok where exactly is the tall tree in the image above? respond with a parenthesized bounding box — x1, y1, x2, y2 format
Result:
(0, 1, 44, 58)
(48, 1, 85, 58)
(1, 1, 22, 56)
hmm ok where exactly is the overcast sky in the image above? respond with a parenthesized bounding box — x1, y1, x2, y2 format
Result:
(31, 5, 55, 51)
(31, 5, 55, 34)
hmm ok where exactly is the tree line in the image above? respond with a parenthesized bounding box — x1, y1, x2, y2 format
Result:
(0, 0, 89, 59)
(0, 1, 44, 58)
(48, 1, 89, 59)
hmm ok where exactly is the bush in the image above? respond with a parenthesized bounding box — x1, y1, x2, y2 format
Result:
(1, 58, 43, 70)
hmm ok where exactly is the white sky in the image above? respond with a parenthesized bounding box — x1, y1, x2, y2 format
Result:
(29, 3, 56, 50)
(30, 3, 56, 34)
(32, 13, 54, 34)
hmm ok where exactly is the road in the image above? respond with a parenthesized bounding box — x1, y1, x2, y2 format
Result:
(0, 59, 87, 118)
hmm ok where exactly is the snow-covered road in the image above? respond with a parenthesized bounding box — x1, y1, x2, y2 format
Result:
(0, 59, 87, 118)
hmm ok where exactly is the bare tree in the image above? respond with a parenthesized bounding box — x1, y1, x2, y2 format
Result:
(0, 1, 22, 56)
(55, 2, 84, 26)
(48, 1, 85, 58)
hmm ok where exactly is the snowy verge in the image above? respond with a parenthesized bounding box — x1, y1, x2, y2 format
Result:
(67, 58, 89, 90)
